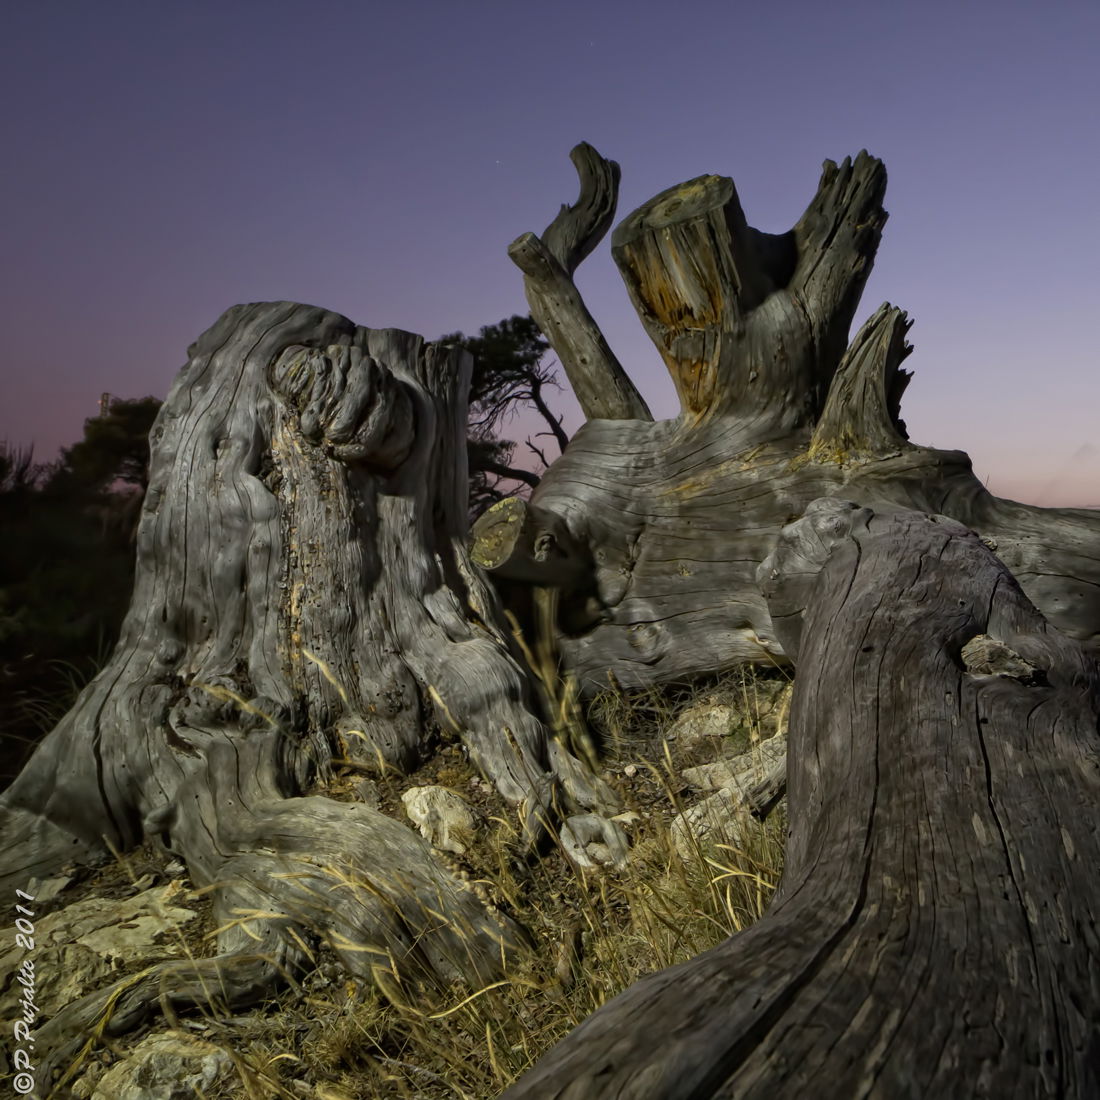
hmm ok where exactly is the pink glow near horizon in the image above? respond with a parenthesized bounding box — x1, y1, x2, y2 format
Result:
(1, 1, 1096, 508)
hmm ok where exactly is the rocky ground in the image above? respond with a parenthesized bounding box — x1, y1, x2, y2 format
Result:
(1, 669, 791, 1099)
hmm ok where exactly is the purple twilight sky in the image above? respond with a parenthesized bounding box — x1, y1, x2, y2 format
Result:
(2, 0, 1097, 506)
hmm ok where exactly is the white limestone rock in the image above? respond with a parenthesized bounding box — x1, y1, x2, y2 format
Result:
(670, 789, 753, 861)
(560, 814, 630, 869)
(665, 702, 737, 747)
(401, 785, 480, 854)
(91, 1033, 235, 1099)
(0, 884, 199, 1023)
(682, 733, 787, 795)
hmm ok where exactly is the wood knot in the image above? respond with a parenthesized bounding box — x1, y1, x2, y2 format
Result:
(961, 634, 1047, 686)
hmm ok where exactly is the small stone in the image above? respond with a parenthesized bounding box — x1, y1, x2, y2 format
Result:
(666, 703, 737, 747)
(91, 1034, 235, 1099)
(623, 764, 638, 778)
(682, 733, 787, 795)
(560, 814, 630, 869)
(401, 786, 480, 854)
(961, 634, 1044, 684)
(587, 843, 613, 864)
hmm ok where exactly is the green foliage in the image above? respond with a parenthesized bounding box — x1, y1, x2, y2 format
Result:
(53, 395, 161, 493)
(0, 426, 144, 788)
(442, 314, 568, 518)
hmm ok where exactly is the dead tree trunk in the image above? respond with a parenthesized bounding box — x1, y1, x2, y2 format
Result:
(474, 146, 1100, 692)
(504, 500, 1100, 1099)
(0, 301, 615, 1086)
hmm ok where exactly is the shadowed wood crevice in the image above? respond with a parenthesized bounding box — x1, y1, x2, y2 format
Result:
(503, 502, 1100, 1098)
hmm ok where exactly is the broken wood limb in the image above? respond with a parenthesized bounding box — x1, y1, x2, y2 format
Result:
(509, 144, 651, 422)
(809, 302, 913, 460)
(541, 141, 622, 276)
(470, 495, 593, 591)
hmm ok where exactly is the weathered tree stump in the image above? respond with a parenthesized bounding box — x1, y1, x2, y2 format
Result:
(503, 499, 1100, 1098)
(474, 146, 1100, 692)
(0, 302, 615, 1087)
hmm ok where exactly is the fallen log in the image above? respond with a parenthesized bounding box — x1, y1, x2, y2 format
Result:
(473, 146, 1100, 694)
(503, 499, 1100, 1099)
